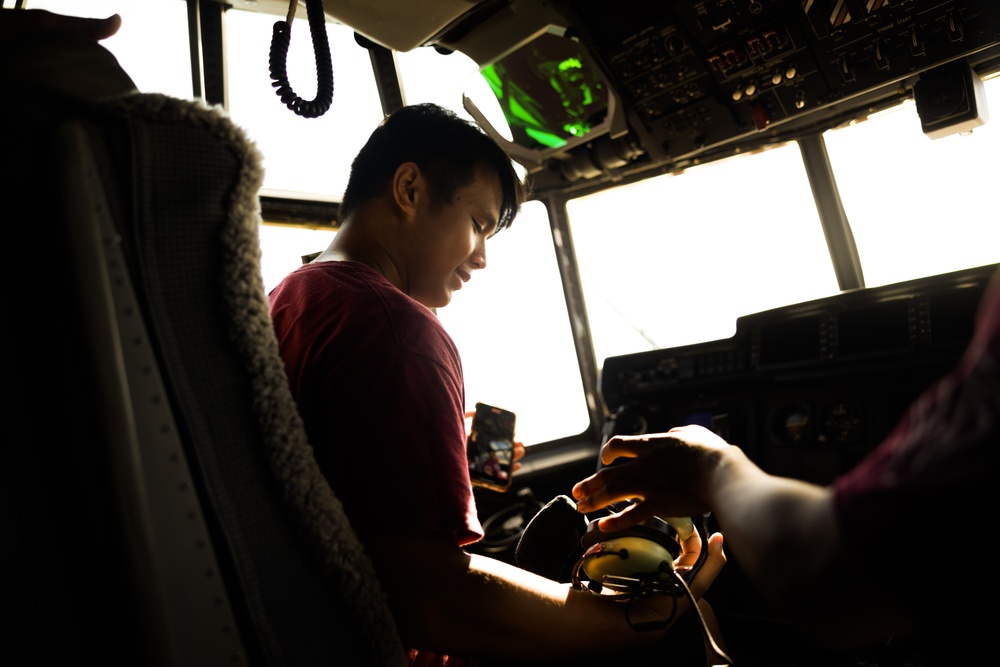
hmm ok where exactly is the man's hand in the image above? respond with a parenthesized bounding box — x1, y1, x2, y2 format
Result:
(465, 409, 526, 475)
(675, 528, 725, 597)
(572, 425, 734, 534)
(0, 9, 121, 40)
(512, 439, 525, 474)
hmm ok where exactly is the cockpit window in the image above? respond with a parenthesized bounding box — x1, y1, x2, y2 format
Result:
(28, 0, 191, 99)
(226, 10, 384, 200)
(568, 141, 839, 365)
(395, 44, 481, 119)
(397, 50, 576, 446)
(824, 74, 1000, 288)
(436, 201, 591, 446)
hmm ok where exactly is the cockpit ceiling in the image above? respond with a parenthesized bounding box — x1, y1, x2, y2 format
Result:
(229, 0, 1000, 195)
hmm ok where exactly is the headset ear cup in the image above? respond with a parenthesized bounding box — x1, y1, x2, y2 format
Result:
(580, 517, 683, 559)
(576, 517, 687, 582)
(578, 535, 677, 582)
(515, 494, 589, 582)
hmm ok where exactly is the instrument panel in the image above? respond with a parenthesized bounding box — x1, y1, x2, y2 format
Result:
(529, 0, 1000, 191)
(599, 263, 995, 484)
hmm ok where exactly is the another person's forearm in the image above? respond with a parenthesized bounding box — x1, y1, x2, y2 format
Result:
(701, 447, 838, 597)
(701, 447, 906, 646)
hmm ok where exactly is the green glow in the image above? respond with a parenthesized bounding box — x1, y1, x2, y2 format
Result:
(478, 34, 607, 151)
(558, 57, 583, 72)
(482, 64, 503, 97)
(524, 126, 567, 148)
(508, 96, 536, 125)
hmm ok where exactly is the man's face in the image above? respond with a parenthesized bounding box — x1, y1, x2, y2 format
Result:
(406, 168, 503, 309)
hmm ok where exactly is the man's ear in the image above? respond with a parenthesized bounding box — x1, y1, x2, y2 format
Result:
(392, 162, 422, 217)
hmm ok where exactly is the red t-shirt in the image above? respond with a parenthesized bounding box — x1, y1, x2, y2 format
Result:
(270, 260, 484, 666)
(833, 268, 1000, 658)
(270, 260, 483, 544)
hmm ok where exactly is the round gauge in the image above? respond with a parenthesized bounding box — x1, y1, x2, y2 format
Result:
(770, 403, 810, 445)
(819, 402, 864, 445)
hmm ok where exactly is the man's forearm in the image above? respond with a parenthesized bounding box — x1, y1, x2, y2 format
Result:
(705, 448, 838, 596)
(703, 448, 906, 646)
(366, 530, 704, 660)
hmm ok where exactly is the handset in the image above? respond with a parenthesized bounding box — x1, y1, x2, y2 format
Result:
(466, 402, 516, 492)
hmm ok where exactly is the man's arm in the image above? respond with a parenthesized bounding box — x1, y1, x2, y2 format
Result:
(364, 528, 725, 661)
(703, 448, 911, 646)
(572, 425, 911, 649)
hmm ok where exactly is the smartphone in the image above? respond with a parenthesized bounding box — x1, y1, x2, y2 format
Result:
(466, 402, 516, 492)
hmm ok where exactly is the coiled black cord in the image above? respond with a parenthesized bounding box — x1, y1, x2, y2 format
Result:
(269, 0, 333, 118)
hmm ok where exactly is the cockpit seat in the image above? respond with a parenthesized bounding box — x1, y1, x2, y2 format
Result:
(1, 26, 406, 667)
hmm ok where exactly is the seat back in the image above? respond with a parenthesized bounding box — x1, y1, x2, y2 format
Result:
(2, 32, 406, 667)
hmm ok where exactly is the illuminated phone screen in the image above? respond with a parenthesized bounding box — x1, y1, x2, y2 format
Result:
(467, 403, 516, 491)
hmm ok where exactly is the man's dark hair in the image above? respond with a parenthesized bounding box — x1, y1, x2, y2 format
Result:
(339, 103, 526, 230)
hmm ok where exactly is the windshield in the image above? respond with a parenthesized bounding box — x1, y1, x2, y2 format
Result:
(569, 142, 838, 365)
(826, 79, 1000, 288)
(570, 74, 1000, 367)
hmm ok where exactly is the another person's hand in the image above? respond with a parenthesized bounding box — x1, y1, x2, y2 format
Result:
(0, 8, 121, 40)
(571, 424, 734, 534)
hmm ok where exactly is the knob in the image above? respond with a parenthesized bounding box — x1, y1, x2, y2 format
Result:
(946, 11, 964, 42)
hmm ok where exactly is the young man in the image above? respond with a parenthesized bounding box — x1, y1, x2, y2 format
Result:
(573, 267, 1000, 664)
(269, 103, 726, 665)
